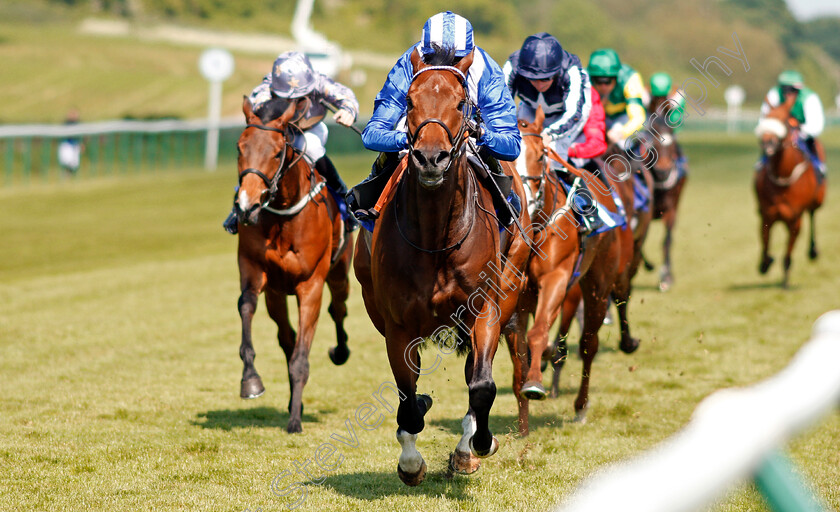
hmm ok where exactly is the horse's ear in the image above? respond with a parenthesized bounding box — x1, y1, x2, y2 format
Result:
(535, 105, 545, 129)
(275, 97, 301, 127)
(455, 49, 474, 75)
(410, 46, 424, 74)
(243, 96, 259, 124)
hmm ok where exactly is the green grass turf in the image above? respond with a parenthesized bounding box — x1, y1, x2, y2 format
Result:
(0, 133, 838, 511)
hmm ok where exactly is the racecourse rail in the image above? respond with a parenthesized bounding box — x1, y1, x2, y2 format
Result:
(3, 111, 839, 186)
(554, 310, 840, 512)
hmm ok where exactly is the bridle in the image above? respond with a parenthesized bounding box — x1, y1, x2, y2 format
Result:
(405, 65, 476, 175)
(237, 122, 306, 209)
(519, 131, 562, 221)
(393, 65, 479, 253)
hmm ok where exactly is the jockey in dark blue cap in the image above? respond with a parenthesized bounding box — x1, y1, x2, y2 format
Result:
(347, 11, 522, 227)
(504, 32, 606, 235)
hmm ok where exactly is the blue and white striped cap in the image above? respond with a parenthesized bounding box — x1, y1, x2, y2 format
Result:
(420, 11, 474, 58)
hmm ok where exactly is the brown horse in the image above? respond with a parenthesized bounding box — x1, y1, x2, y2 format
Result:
(515, 106, 625, 423)
(641, 115, 687, 292)
(546, 140, 653, 400)
(234, 97, 353, 433)
(353, 47, 532, 484)
(754, 94, 826, 288)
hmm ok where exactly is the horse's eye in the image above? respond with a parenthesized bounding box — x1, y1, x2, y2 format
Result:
(405, 96, 413, 111)
(457, 99, 465, 111)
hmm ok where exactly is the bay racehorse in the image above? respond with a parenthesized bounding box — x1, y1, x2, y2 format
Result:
(354, 47, 532, 484)
(754, 94, 825, 288)
(546, 140, 653, 399)
(641, 115, 687, 292)
(515, 106, 625, 424)
(234, 97, 353, 433)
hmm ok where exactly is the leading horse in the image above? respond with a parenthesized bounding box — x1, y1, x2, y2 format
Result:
(234, 97, 353, 433)
(754, 94, 825, 288)
(354, 47, 532, 485)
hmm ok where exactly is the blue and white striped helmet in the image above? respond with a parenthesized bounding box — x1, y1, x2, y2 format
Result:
(420, 11, 474, 58)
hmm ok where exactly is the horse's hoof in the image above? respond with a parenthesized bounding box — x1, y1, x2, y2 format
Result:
(286, 419, 302, 434)
(448, 450, 481, 475)
(809, 248, 818, 260)
(759, 256, 774, 274)
(573, 409, 588, 424)
(397, 460, 427, 486)
(417, 394, 433, 415)
(328, 345, 350, 366)
(659, 277, 673, 292)
(619, 337, 641, 354)
(521, 381, 547, 401)
(469, 435, 499, 458)
(287, 399, 303, 417)
(240, 377, 265, 399)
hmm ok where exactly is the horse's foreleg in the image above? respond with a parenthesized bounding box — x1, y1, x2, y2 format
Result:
(326, 250, 351, 366)
(502, 307, 530, 437)
(759, 218, 775, 274)
(284, 279, 324, 433)
(238, 264, 266, 399)
(808, 210, 818, 260)
(467, 304, 501, 459)
(574, 279, 609, 423)
(522, 270, 571, 401)
(385, 328, 432, 486)
(782, 217, 802, 289)
(265, 289, 296, 410)
(551, 285, 580, 398)
(613, 277, 639, 354)
(659, 206, 677, 292)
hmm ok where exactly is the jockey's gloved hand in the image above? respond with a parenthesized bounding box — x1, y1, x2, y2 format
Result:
(466, 118, 484, 140)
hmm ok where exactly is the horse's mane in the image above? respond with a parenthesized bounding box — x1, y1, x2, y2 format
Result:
(422, 43, 459, 66)
(254, 97, 293, 124)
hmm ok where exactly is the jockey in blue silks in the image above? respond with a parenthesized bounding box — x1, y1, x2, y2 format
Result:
(347, 10, 522, 227)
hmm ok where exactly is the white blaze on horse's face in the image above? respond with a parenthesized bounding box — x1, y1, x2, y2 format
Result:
(516, 143, 538, 216)
(238, 188, 254, 212)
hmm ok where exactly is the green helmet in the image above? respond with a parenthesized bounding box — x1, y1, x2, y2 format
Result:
(777, 70, 804, 89)
(588, 48, 621, 78)
(649, 72, 672, 97)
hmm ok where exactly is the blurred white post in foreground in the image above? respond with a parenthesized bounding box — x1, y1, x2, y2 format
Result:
(554, 310, 840, 512)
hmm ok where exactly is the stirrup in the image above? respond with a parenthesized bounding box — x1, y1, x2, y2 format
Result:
(223, 211, 238, 235)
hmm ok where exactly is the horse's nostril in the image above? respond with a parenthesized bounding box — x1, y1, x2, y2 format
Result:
(432, 151, 449, 167)
(412, 149, 427, 166)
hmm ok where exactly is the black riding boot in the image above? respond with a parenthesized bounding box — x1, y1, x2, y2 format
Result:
(474, 146, 519, 227)
(346, 152, 400, 221)
(555, 170, 604, 236)
(222, 188, 239, 235)
(315, 156, 358, 232)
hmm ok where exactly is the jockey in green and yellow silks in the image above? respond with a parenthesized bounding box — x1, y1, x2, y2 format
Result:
(587, 48, 648, 150)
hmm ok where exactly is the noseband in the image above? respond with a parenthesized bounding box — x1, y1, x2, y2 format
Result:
(238, 123, 305, 208)
(405, 66, 475, 171)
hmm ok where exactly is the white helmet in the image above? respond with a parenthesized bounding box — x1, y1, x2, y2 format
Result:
(270, 51, 317, 99)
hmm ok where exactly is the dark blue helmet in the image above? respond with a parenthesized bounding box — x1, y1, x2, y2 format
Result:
(516, 32, 564, 80)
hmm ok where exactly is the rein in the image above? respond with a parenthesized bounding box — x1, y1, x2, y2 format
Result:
(393, 163, 479, 253)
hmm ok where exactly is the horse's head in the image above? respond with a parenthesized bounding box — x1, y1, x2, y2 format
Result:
(642, 116, 678, 174)
(235, 96, 304, 226)
(516, 106, 547, 214)
(755, 96, 796, 158)
(405, 46, 474, 189)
